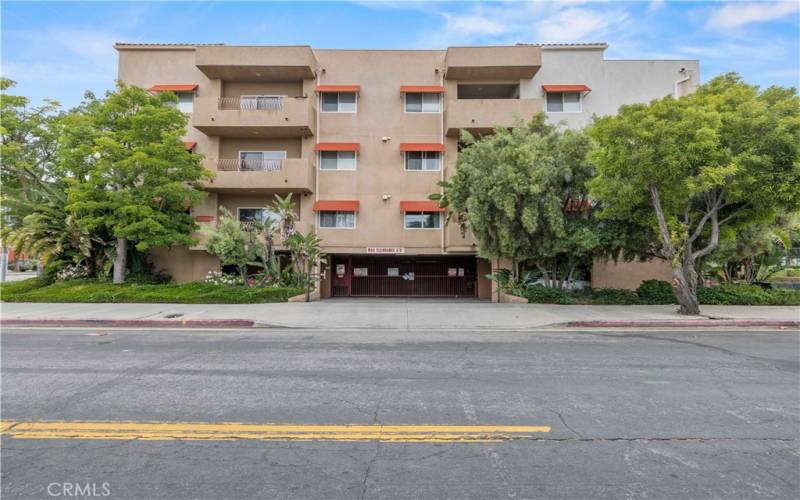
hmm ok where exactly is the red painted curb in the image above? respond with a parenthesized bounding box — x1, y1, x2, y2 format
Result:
(1, 319, 255, 329)
(566, 319, 800, 328)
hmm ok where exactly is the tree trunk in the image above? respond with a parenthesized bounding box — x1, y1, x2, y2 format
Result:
(112, 237, 127, 284)
(671, 252, 701, 315)
(239, 265, 248, 286)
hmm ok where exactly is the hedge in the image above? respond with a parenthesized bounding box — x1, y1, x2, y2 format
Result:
(0, 279, 302, 304)
(518, 281, 800, 306)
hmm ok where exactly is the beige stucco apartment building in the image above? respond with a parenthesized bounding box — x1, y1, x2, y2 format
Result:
(115, 42, 699, 299)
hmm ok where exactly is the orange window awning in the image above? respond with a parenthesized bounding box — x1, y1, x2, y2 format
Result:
(195, 215, 215, 222)
(314, 142, 360, 152)
(315, 85, 361, 93)
(149, 84, 199, 92)
(400, 85, 444, 93)
(184, 141, 197, 151)
(400, 201, 445, 212)
(542, 84, 591, 93)
(313, 200, 360, 212)
(399, 143, 445, 153)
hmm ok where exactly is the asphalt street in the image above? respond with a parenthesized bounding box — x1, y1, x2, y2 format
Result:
(1, 326, 798, 499)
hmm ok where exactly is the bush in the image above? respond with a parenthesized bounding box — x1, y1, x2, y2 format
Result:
(522, 285, 575, 304)
(697, 284, 800, 306)
(0, 279, 302, 304)
(637, 280, 677, 304)
(0, 278, 49, 299)
(588, 288, 641, 305)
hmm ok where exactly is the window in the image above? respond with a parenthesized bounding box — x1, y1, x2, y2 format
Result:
(320, 151, 357, 171)
(319, 211, 356, 229)
(546, 92, 581, 113)
(240, 95, 283, 110)
(404, 212, 441, 229)
(405, 151, 441, 171)
(321, 92, 356, 113)
(405, 93, 441, 113)
(238, 151, 286, 171)
(167, 93, 194, 113)
(237, 208, 280, 223)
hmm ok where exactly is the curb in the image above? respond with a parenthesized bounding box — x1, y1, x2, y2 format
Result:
(1, 319, 255, 329)
(565, 319, 800, 328)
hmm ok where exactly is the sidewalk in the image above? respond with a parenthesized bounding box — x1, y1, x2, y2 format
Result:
(1, 300, 798, 329)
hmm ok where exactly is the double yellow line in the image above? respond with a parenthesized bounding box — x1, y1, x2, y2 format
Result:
(0, 420, 550, 443)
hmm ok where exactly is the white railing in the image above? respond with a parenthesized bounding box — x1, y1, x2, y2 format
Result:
(217, 159, 283, 172)
(217, 96, 283, 111)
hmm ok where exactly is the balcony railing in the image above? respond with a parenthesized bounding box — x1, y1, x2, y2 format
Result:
(218, 96, 283, 111)
(217, 158, 283, 172)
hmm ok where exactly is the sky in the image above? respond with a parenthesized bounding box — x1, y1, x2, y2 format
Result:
(1, 1, 799, 108)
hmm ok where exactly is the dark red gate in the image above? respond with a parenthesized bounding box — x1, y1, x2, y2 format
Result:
(331, 256, 477, 298)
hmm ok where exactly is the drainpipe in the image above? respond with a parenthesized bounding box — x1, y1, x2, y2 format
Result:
(674, 68, 691, 99)
(439, 68, 446, 255)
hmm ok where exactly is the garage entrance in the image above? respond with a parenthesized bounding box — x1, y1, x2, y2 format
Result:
(330, 256, 478, 298)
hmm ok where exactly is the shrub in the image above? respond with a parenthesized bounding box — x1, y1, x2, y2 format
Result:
(0, 279, 302, 304)
(588, 288, 641, 305)
(637, 280, 677, 304)
(203, 271, 244, 286)
(697, 284, 800, 306)
(56, 264, 91, 281)
(522, 285, 575, 304)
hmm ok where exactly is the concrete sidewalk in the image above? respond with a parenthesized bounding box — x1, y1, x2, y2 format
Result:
(1, 300, 798, 329)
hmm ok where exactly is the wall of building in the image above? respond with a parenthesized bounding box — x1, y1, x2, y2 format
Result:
(218, 138, 303, 160)
(149, 246, 220, 283)
(221, 81, 304, 98)
(592, 257, 674, 290)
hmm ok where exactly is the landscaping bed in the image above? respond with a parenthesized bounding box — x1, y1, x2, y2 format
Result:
(0, 279, 302, 304)
(518, 280, 800, 306)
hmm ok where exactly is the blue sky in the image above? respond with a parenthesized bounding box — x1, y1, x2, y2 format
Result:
(2, 1, 799, 108)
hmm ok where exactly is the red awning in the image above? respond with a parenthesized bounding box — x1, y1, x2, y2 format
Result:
(399, 143, 446, 153)
(399, 201, 446, 212)
(314, 142, 360, 152)
(313, 200, 360, 212)
(195, 215, 215, 222)
(149, 84, 199, 92)
(315, 85, 361, 93)
(542, 84, 591, 93)
(184, 141, 197, 151)
(400, 85, 444, 93)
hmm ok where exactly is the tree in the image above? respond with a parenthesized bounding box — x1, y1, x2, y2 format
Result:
(204, 208, 262, 284)
(272, 193, 297, 243)
(61, 85, 210, 283)
(286, 231, 323, 301)
(589, 74, 800, 314)
(432, 114, 602, 288)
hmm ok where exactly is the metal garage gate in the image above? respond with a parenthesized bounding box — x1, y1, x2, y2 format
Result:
(331, 256, 477, 298)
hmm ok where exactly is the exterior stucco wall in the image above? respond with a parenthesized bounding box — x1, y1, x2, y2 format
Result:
(218, 138, 302, 160)
(221, 81, 304, 98)
(149, 246, 220, 283)
(592, 258, 673, 290)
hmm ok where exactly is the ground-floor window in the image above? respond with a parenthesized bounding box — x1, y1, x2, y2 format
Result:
(404, 211, 441, 229)
(319, 211, 356, 229)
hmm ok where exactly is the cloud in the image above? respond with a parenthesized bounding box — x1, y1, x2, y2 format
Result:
(647, 0, 666, 13)
(707, 1, 800, 29)
(533, 7, 630, 43)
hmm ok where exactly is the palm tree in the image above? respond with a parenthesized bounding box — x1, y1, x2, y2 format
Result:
(272, 193, 297, 243)
(286, 231, 323, 301)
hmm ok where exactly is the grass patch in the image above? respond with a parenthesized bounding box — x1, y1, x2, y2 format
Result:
(1, 279, 302, 304)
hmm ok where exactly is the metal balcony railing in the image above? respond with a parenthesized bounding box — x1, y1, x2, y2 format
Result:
(217, 96, 283, 111)
(217, 158, 283, 172)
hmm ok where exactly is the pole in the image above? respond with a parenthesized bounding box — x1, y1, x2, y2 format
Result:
(0, 247, 8, 283)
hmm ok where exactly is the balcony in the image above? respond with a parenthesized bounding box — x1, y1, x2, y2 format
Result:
(192, 220, 315, 251)
(195, 46, 316, 81)
(445, 98, 543, 136)
(203, 158, 315, 193)
(445, 46, 541, 81)
(193, 96, 315, 138)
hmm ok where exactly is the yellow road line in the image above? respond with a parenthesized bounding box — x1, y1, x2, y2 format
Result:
(0, 420, 550, 442)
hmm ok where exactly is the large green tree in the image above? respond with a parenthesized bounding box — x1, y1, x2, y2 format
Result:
(433, 114, 602, 287)
(61, 85, 210, 283)
(589, 74, 800, 314)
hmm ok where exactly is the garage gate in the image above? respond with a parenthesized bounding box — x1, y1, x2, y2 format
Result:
(331, 256, 477, 298)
